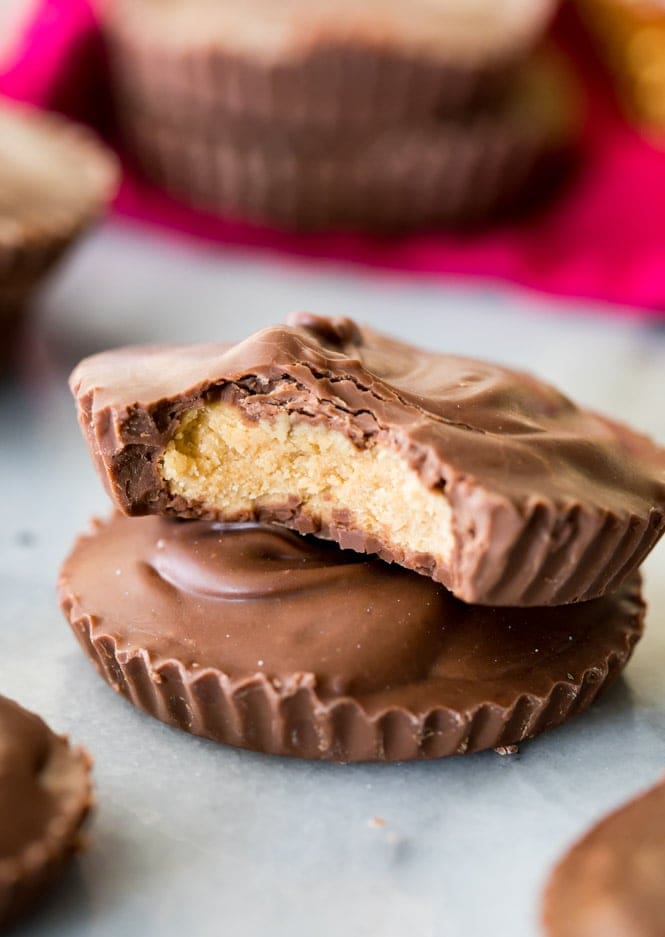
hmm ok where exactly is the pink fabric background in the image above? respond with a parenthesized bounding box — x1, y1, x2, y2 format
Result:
(2, 0, 664, 317)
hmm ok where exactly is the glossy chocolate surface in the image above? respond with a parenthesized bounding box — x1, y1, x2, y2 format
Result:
(543, 777, 665, 937)
(59, 515, 645, 761)
(70, 314, 665, 606)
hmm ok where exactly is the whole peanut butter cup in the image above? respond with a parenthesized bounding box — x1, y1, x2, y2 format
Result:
(59, 514, 645, 762)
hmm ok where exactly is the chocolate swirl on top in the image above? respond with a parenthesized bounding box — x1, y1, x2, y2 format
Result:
(95, 519, 450, 696)
(149, 521, 368, 599)
(60, 515, 644, 716)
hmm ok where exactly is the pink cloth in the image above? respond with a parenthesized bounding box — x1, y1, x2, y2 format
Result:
(2, 0, 664, 316)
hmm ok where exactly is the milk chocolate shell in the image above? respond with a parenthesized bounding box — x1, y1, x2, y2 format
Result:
(58, 514, 645, 762)
(542, 776, 665, 937)
(70, 314, 665, 607)
(116, 52, 576, 231)
(0, 101, 118, 349)
(103, 0, 557, 134)
(0, 695, 93, 929)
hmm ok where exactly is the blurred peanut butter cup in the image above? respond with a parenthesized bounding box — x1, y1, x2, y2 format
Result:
(114, 51, 578, 231)
(102, 0, 558, 134)
(0, 101, 118, 364)
(0, 695, 93, 928)
(543, 776, 665, 937)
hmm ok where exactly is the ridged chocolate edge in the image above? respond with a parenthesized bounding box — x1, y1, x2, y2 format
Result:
(0, 743, 93, 929)
(59, 576, 645, 763)
(146, 494, 665, 608)
(448, 496, 665, 606)
(105, 18, 522, 136)
(116, 101, 573, 231)
(74, 357, 663, 608)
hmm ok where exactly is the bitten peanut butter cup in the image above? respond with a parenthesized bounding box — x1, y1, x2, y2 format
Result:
(542, 776, 665, 937)
(0, 695, 93, 929)
(0, 101, 118, 354)
(70, 314, 665, 607)
(58, 514, 645, 763)
(102, 0, 558, 134)
(115, 51, 577, 232)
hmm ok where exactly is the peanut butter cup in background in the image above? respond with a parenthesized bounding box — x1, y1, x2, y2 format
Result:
(542, 776, 665, 937)
(0, 695, 93, 928)
(117, 51, 578, 232)
(58, 514, 645, 762)
(69, 314, 665, 607)
(0, 101, 118, 366)
(101, 0, 558, 133)
(99, 0, 574, 230)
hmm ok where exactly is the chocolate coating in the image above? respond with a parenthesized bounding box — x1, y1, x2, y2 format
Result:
(115, 51, 576, 232)
(0, 101, 118, 366)
(543, 777, 665, 937)
(103, 0, 556, 137)
(59, 514, 645, 762)
(0, 696, 93, 928)
(0, 101, 118, 282)
(70, 314, 665, 606)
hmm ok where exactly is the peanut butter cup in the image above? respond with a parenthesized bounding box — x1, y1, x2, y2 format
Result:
(58, 514, 644, 762)
(0, 101, 118, 359)
(543, 776, 665, 937)
(102, 0, 558, 135)
(0, 695, 93, 928)
(116, 51, 577, 231)
(70, 314, 665, 607)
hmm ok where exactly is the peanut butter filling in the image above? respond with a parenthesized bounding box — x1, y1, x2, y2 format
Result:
(160, 400, 454, 562)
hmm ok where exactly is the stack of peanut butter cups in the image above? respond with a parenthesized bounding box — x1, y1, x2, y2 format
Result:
(101, 0, 578, 230)
(58, 314, 665, 762)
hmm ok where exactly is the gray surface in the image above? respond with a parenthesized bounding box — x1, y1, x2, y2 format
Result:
(2, 220, 664, 937)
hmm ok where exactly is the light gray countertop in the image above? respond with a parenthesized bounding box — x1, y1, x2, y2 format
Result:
(2, 221, 664, 937)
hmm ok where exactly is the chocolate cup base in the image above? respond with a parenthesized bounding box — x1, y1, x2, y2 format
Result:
(63, 634, 639, 762)
(58, 514, 646, 763)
